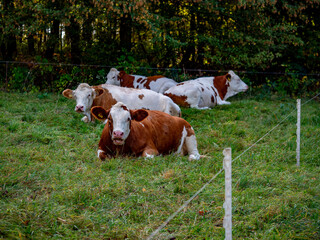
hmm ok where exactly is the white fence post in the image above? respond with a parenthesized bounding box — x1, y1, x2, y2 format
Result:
(223, 148, 232, 240)
(296, 99, 301, 167)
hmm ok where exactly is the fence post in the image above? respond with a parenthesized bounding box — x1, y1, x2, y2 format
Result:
(296, 99, 301, 167)
(223, 148, 232, 240)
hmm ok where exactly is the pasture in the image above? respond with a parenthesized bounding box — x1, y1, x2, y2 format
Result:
(0, 91, 319, 239)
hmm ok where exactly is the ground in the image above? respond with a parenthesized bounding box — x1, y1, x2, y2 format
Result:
(0, 91, 319, 239)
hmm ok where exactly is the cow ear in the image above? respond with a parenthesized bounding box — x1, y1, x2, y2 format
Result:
(91, 106, 110, 121)
(94, 87, 105, 97)
(226, 74, 231, 82)
(131, 109, 148, 122)
(62, 89, 74, 99)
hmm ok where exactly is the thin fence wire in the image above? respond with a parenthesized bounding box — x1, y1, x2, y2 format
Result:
(146, 91, 320, 239)
(1, 60, 320, 76)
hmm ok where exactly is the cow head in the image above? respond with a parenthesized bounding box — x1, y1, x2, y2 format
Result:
(91, 102, 148, 145)
(62, 83, 104, 121)
(106, 68, 120, 85)
(224, 71, 249, 100)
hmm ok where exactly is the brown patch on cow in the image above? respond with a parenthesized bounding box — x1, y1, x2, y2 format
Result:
(137, 77, 144, 83)
(185, 125, 195, 137)
(164, 93, 190, 108)
(121, 105, 129, 111)
(211, 95, 215, 103)
(118, 71, 135, 88)
(201, 87, 204, 92)
(140, 79, 149, 88)
(177, 82, 184, 86)
(211, 86, 217, 96)
(94, 85, 118, 110)
(213, 74, 229, 100)
(138, 94, 144, 99)
(142, 75, 164, 89)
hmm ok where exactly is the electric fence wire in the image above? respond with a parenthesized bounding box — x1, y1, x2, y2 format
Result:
(147, 91, 320, 239)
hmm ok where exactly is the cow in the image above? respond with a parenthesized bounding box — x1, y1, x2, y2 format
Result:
(106, 68, 178, 93)
(91, 102, 201, 161)
(62, 83, 181, 123)
(164, 71, 248, 109)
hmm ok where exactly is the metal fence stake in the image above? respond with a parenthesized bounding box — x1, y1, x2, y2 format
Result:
(223, 148, 232, 240)
(296, 99, 301, 167)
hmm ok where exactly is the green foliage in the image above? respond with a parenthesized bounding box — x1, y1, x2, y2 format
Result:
(1, 0, 320, 94)
(8, 67, 29, 91)
(0, 91, 319, 239)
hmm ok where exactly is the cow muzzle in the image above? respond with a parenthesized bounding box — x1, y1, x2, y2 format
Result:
(112, 130, 125, 145)
(75, 105, 84, 112)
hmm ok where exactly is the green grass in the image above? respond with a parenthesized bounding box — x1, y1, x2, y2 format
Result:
(0, 91, 319, 239)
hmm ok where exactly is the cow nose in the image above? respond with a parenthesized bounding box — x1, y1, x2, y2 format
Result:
(113, 130, 124, 138)
(76, 105, 84, 112)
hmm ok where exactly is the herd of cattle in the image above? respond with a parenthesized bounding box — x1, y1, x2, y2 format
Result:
(62, 68, 248, 160)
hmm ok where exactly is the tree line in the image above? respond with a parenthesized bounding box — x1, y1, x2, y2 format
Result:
(1, 0, 319, 94)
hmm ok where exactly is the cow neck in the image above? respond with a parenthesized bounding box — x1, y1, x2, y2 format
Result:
(213, 75, 229, 100)
(93, 86, 117, 109)
(119, 72, 135, 88)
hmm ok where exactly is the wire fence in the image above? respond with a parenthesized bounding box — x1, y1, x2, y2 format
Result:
(147, 92, 320, 239)
(1, 60, 320, 94)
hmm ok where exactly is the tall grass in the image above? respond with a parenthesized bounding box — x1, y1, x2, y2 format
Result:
(0, 91, 319, 239)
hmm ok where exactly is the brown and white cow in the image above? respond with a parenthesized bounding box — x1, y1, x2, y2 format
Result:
(164, 71, 248, 109)
(91, 102, 201, 160)
(62, 83, 181, 122)
(106, 68, 178, 93)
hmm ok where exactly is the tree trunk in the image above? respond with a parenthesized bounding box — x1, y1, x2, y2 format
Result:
(45, 19, 60, 60)
(66, 17, 81, 64)
(119, 15, 132, 52)
(28, 35, 35, 56)
(0, 0, 17, 60)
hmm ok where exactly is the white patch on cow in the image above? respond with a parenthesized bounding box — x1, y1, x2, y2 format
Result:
(139, 122, 145, 127)
(148, 77, 178, 93)
(72, 83, 97, 120)
(81, 116, 90, 122)
(109, 102, 132, 143)
(185, 134, 200, 161)
(145, 153, 154, 159)
(176, 127, 188, 155)
(224, 70, 249, 100)
(106, 68, 120, 85)
(97, 149, 105, 158)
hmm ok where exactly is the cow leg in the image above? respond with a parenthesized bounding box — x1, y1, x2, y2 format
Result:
(216, 98, 231, 105)
(97, 149, 107, 160)
(184, 135, 200, 161)
(97, 149, 113, 160)
(193, 106, 210, 110)
(142, 148, 159, 159)
(81, 112, 91, 123)
(187, 89, 203, 109)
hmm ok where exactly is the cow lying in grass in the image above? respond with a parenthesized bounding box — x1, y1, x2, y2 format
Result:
(91, 102, 201, 160)
(62, 83, 181, 122)
(164, 71, 248, 109)
(106, 68, 178, 93)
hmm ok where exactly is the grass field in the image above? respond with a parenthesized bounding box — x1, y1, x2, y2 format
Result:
(0, 91, 319, 239)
